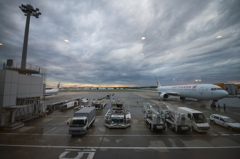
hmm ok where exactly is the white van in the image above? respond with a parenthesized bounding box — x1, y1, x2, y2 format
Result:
(177, 107, 210, 133)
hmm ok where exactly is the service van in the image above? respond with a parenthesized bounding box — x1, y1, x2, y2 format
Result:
(177, 107, 210, 133)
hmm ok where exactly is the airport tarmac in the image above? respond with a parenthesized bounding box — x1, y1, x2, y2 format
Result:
(0, 91, 240, 159)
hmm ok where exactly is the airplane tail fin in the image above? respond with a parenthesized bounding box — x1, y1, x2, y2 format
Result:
(54, 81, 61, 90)
(155, 76, 161, 87)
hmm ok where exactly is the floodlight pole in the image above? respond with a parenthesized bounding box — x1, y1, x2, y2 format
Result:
(21, 11, 31, 70)
(19, 4, 41, 70)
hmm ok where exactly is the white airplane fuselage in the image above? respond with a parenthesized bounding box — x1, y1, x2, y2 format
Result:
(44, 89, 59, 96)
(156, 84, 229, 101)
(44, 82, 61, 96)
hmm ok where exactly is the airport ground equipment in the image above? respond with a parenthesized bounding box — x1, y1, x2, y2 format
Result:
(92, 98, 107, 109)
(105, 99, 131, 128)
(80, 98, 89, 106)
(68, 107, 96, 136)
(47, 100, 79, 112)
(177, 107, 210, 133)
(160, 103, 190, 132)
(59, 100, 78, 111)
(210, 114, 240, 131)
(72, 98, 82, 104)
(142, 103, 167, 131)
(46, 101, 65, 112)
(106, 94, 111, 99)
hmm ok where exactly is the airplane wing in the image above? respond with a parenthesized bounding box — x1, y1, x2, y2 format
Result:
(129, 89, 180, 96)
(151, 91, 179, 96)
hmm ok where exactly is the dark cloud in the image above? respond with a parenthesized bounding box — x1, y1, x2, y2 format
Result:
(0, 0, 240, 86)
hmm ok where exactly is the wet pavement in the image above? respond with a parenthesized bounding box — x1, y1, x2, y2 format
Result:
(0, 91, 240, 159)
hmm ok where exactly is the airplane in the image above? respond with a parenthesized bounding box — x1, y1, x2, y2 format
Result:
(154, 77, 229, 106)
(44, 81, 61, 96)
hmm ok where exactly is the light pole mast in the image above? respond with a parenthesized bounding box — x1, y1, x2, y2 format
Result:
(19, 4, 41, 70)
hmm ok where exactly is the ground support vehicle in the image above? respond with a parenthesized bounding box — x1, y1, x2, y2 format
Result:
(160, 103, 190, 132)
(106, 94, 111, 99)
(46, 101, 69, 112)
(210, 114, 240, 131)
(142, 103, 167, 131)
(59, 100, 78, 111)
(80, 98, 89, 106)
(68, 107, 96, 136)
(92, 98, 107, 109)
(177, 107, 210, 133)
(72, 98, 82, 104)
(105, 99, 131, 128)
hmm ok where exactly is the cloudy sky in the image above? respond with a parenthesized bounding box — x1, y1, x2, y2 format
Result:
(0, 0, 240, 87)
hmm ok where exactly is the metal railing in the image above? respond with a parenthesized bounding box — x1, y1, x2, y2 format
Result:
(3, 61, 47, 74)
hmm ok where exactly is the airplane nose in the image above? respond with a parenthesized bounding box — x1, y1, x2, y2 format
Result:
(223, 91, 229, 97)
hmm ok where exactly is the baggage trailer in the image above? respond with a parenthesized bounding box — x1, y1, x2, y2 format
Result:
(160, 103, 190, 132)
(142, 103, 167, 131)
(68, 107, 96, 136)
(105, 99, 131, 128)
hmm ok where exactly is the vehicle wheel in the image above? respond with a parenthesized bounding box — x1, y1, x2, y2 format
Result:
(169, 124, 172, 130)
(148, 124, 151, 129)
(228, 127, 233, 131)
(85, 128, 88, 134)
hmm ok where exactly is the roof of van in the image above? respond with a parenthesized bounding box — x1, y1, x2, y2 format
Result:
(177, 107, 202, 113)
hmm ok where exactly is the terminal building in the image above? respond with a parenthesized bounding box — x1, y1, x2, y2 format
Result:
(0, 60, 46, 128)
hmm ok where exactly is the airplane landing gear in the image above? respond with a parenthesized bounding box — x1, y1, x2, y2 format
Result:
(180, 97, 186, 101)
(211, 100, 217, 107)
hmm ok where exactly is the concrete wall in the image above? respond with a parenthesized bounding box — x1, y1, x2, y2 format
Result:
(0, 70, 43, 125)
(0, 70, 43, 107)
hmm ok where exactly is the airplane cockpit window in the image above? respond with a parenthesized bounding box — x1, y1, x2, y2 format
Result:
(211, 88, 223, 91)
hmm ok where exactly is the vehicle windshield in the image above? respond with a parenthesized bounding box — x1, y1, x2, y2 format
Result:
(70, 119, 86, 127)
(193, 113, 207, 123)
(111, 117, 124, 124)
(224, 118, 237, 123)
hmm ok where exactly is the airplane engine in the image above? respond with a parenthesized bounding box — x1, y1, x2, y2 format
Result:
(159, 93, 169, 100)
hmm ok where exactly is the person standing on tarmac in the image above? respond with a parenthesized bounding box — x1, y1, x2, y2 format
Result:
(223, 103, 226, 111)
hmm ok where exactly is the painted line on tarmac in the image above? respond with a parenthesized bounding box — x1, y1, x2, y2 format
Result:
(0, 144, 240, 150)
(65, 149, 96, 152)
(43, 127, 57, 135)
(47, 116, 73, 118)
(0, 133, 225, 137)
(43, 118, 71, 135)
(221, 134, 230, 136)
